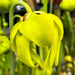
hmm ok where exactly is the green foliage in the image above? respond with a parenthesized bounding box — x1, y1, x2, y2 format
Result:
(62, 12, 72, 38)
(40, 0, 48, 12)
(0, 53, 10, 72)
(0, 36, 10, 55)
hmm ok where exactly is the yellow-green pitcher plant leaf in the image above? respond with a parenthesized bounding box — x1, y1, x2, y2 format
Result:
(19, 12, 63, 67)
(30, 49, 44, 68)
(49, 27, 58, 67)
(0, 36, 10, 55)
(48, 14, 64, 66)
(32, 67, 51, 75)
(10, 21, 23, 42)
(0, 0, 18, 13)
(16, 32, 43, 68)
(60, 0, 75, 11)
(10, 21, 23, 52)
(32, 67, 39, 75)
(29, 42, 44, 68)
(54, 42, 61, 66)
(16, 32, 35, 67)
(44, 26, 58, 74)
(56, 43, 64, 75)
(49, 14, 64, 41)
(10, 11, 64, 74)
(19, 13, 55, 47)
(11, 28, 44, 68)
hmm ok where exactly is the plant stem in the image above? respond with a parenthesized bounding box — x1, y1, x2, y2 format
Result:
(9, 1, 32, 75)
(56, 44, 63, 75)
(14, 14, 22, 22)
(9, 1, 32, 30)
(42, 47, 48, 59)
(29, 68, 32, 75)
(50, 0, 53, 13)
(2, 14, 7, 34)
(39, 47, 44, 60)
(65, 11, 73, 53)
(5, 70, 10, 75)
(13, 14, 22, 20)
(0, 15, 2, 30)
(74, 60, 75, 75)
(2, 70, 9, 75)
(39, 47, 48, 60)
(54, 5, 61, 18)
(2, 70, 5, 75)
(20, 65, 29, 75)
(0, 14, 4, 35)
